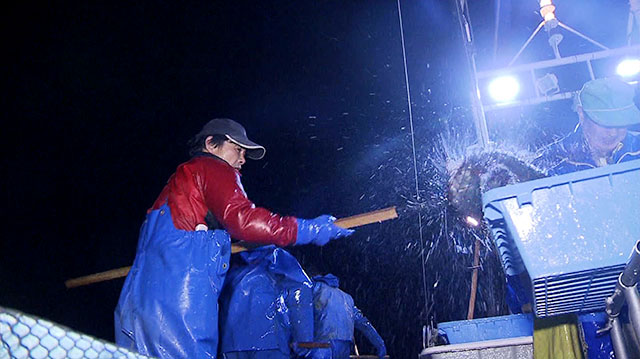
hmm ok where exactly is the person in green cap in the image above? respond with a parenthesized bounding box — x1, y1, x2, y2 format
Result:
(535, 77, 640, 175)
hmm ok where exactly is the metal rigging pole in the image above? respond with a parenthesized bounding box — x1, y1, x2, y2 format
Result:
(455, 0, 490, 149)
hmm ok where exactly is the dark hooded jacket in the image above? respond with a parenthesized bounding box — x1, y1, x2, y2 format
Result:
(535, 129, 640, 175)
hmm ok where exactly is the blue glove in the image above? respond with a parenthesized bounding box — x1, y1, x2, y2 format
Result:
(295, 215, 354, 246)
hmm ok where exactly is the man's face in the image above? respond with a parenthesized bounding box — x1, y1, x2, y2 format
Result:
(579, 109, 627, 155)
(208, 139, 246, 170)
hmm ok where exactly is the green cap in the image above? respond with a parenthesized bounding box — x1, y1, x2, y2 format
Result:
(578, 78, 640, 127)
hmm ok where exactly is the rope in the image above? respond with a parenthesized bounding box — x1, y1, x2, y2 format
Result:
(396, 0, 430, 321)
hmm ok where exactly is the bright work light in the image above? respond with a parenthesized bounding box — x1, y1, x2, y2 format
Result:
(616, 59, 640, 77)
(488, 76, 520, 102)
(539, 0, 556, 23)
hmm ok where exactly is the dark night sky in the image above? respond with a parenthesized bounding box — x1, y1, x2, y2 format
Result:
(2, 1, 634, 358)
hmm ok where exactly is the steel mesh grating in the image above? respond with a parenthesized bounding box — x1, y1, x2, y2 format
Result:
(532, 264, 624, 317)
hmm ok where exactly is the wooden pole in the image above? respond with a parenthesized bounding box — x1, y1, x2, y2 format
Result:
(466, 239, 481, 320)
(333, 206, 398, 229)
(291, 342, 331, 349)
(63, 244, 249, 289)
(63, 266, 132, 289)
(65, 206, 398, 288)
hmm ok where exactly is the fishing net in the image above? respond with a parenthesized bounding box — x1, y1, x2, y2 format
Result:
(0, 307, 152, 359)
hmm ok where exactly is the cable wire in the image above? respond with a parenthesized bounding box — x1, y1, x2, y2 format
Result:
(396, 0, 430, 322)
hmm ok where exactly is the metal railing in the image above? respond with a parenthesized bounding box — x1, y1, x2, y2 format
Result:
(602, 240, 640, 359)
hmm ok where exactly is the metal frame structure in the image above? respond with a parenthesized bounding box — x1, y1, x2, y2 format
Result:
(456, 0, 640, 148)
(454, 0, 490, 148)
(603, 241, 640, 359)
(453, 1, 640, 355)
(479, 45, 640, 112)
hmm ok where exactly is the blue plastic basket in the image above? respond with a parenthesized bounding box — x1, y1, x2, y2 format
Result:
(482, 160, 640, 317)
(438, 314, 533, 344)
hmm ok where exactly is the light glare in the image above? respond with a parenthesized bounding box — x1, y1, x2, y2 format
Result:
(616, 59, 640, 77)
(488, 76, 520, 103)
(466, 216, 479, 227)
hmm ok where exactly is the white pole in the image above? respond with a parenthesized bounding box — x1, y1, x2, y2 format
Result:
(630, 0, 640, 44)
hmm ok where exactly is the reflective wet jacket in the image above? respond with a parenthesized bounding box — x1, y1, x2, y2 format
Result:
(115, 153, 299, 359)
(150, 153, 298, 245)
(218, 246, 314, 356)
(311, 275, 386, 359)
(535, 130, 640, 175)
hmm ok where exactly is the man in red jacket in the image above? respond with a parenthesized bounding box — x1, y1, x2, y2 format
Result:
(114, 118, 352, 359)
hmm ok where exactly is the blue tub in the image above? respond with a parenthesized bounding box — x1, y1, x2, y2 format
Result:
(438, 314, 533, 344)
(482, 160, 640, 317)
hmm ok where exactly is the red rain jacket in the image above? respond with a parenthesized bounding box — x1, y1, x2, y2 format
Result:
(150, 153, 298, 246)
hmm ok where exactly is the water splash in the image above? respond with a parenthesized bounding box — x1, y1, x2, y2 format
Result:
(292, 114, 547, 356)
(447, 144, 544, 220)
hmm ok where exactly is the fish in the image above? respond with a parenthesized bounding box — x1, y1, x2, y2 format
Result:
(448, 151, 545, 221)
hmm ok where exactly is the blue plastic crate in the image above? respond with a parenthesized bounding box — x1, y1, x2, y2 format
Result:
(482, 160, 640, 317)
(578, 311, 613, 359)
(438, 314, 533, 344)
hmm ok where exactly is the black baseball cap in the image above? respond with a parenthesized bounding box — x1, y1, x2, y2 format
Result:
(196, 118, 266, 160)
